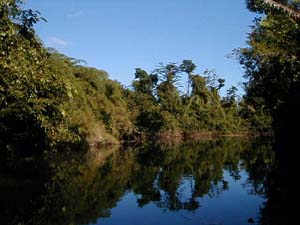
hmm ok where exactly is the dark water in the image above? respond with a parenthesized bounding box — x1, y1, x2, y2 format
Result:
(0, 138, 275, 225)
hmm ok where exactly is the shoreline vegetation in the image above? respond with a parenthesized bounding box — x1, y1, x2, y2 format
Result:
(0, 0, 276, 160)
(0, 1, 273, 157)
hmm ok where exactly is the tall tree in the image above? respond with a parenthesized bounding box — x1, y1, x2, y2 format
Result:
(241, 2, 300, 224)
(155, 63, 182, 115)
(180, 60, 196, 96)
(239, 0, 300, 119)
(132, 68, 158, 97)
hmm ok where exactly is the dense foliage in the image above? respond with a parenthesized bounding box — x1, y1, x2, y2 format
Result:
(128, 62, 257, 136)
(0, 0, 271, 160)
(239, 0, 300, 132)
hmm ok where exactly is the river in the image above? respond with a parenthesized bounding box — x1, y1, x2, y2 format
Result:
(0, 137, 275, 225)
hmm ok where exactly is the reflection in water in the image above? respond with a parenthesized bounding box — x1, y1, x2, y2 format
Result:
(0, 138, 275, 225)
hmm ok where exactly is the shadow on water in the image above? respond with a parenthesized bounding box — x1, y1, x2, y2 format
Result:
(257, 88, 300, 225)
(0, 137, 278, 225)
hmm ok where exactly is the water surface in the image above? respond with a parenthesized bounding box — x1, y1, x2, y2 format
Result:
(0, 138, 274, 225)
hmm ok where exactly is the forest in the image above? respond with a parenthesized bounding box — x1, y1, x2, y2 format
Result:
(0, 0, 279, 158)
(1, 0, 299, 224)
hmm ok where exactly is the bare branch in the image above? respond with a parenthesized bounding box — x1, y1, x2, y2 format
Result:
(263, 0, 300, 20)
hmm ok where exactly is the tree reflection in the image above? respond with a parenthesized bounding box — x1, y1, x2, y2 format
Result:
(0, 138, 275, 225)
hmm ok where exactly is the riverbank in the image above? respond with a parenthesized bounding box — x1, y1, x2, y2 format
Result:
(89, 130, 273, 148)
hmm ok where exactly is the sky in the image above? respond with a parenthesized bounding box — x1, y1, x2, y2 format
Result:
(25, 0, 256, 95)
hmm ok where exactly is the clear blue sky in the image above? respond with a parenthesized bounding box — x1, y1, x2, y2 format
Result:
(25, 0, 255, 95)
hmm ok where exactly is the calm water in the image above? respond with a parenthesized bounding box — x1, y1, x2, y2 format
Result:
(0, 138, 275, 225)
